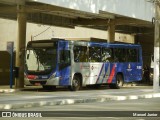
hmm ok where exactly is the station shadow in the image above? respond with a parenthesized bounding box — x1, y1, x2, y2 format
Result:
(21, 84, 112, 92)
(20, 82, 148, 92)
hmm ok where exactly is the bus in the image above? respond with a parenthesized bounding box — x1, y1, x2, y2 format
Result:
(24, 38, 143, 91)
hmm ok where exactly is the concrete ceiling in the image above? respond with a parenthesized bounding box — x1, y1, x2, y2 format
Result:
(0, 0, 154, 34)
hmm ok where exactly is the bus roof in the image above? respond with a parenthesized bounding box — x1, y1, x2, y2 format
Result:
(27, 38, 141, 48)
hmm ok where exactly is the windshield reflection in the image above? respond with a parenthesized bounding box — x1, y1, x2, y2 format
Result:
(25, 48, 57, 75)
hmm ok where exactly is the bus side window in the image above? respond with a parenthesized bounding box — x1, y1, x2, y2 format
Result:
(127, 49, 138, 62)
(137, 49, 140, 62)
(102, 48, 113, 62)
(114, 48, 126, 62)
(89, 47, 101, 62)
(74, 46, 88, 62)
(73, 46, 80, 62)
(59, 50, 71, 70)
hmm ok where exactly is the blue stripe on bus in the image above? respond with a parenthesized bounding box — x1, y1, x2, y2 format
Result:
(102, 63, 110, 83)
(96, 63, 104, 84)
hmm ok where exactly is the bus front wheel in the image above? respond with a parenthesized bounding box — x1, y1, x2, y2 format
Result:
(69, 76, 81, 91)
(109, 74, 123, 89)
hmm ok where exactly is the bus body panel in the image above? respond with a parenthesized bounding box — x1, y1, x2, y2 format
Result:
(71, 62, 117, 85)
(72, 63, 105, 85)
(58, 66, 71, 86)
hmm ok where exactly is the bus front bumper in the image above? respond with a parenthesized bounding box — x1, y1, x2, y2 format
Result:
(24, 77, 60, 86)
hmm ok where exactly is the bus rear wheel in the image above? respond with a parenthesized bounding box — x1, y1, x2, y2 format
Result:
(69, 76, 81, 91)
(109, 74, 123, 89)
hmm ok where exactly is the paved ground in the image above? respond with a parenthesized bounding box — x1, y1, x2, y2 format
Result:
(0, 85, 160, 110)
(1, 95, 160, 120)
(13, 97, 160, 111)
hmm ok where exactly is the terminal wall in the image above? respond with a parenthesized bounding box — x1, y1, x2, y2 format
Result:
(0, 18, 134, 51)
(0, 18, 134, 85)
(0, 51, 10, 85)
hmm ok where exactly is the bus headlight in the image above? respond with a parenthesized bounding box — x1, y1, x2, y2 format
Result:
(26, 75, 38, 80)
(49, 72, 56, 80)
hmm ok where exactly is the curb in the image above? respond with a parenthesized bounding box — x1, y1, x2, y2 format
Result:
(0, 88, 22, 93)
(0, 93, 160, 110)
(0, 89, 18, 93)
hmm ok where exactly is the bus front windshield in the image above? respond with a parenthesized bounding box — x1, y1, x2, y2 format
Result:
(25, 48, 57, 75)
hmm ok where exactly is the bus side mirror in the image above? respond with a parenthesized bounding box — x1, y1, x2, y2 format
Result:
(151, 55, 154, 61)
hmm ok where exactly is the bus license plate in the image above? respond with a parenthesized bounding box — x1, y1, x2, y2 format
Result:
(35, 83, 41, 86)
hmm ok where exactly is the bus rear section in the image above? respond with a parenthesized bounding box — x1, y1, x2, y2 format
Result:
(110, 44, 143, 88)
(71, 42, 143, 89)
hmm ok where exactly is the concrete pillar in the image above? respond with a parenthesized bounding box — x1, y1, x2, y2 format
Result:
(153, 2, 160, 92)
(108, 20, 115, 43)
(15, 5, 27, 89)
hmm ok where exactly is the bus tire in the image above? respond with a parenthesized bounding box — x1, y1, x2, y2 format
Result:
(69, 76, 81, 91)
(109, 74, 124, 89)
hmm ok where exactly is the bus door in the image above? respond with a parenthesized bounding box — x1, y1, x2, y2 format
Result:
(58, 42, 71, 86)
